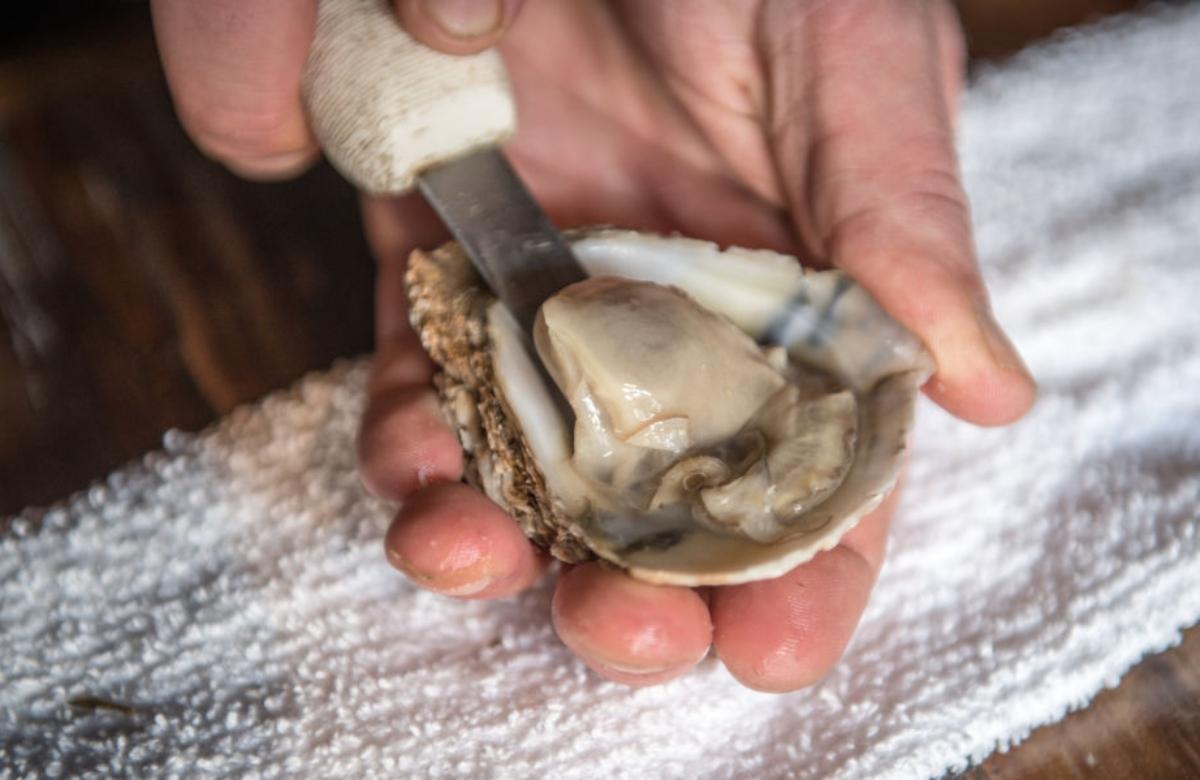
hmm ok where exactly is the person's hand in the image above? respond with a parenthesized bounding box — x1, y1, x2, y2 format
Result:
(152, 0, 1036, 691)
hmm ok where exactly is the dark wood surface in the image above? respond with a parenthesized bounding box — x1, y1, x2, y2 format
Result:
(1, 5, 1195, 778)
(0, 9, 374, 518)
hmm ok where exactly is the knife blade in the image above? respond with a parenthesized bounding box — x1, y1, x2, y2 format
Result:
(417, 148, 586, 334)
(302, 0, 585, 332)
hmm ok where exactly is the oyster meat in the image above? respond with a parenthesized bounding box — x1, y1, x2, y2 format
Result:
(405, 230, 932, 586)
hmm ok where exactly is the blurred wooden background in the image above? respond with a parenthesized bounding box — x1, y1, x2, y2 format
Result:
(0, 3, 374, 517)
(1, 2, 1195, 778)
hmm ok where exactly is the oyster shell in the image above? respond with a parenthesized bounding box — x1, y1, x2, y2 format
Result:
(405, 230, 932, 586)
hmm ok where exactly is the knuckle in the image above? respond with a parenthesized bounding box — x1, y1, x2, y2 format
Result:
(828, 172, 976, 266)
(824, 187, 988, 320)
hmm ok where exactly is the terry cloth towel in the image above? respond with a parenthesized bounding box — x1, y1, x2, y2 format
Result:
(3, 6, 1200, 779)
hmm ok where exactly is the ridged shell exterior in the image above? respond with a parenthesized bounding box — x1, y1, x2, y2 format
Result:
(405, 241, 592, 562)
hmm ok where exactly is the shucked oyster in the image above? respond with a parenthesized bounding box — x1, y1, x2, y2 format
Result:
(405, 230, 932, 586)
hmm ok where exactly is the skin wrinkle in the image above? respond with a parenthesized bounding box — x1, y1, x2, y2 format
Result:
(663, 59, 762, 122)
(757, 2, 822, 252)
(782, 2, 961, 261)
(500, 38, 694, 233)
(651, 70, 777, 205)
(614, 0, 780, 205)
(821, 187, 979, 289)
(806, 128, 965, 234)
(761, 546, 874, 685)
(493, 0, 807, 253)
(764, 584, 815, 680)
(648, 170, 795, 254)
(506, 2, 720, 179)
(619, 0, 763, 123)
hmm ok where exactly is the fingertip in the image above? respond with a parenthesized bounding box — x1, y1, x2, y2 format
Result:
(552, 563, 712, 687)
(924, 362, 1037, 427)
(834, 229, 1036, 428)
(222, 144, 321, 181)
(152, 0, 318, 179)
(357, 385, 463, 501)
(385, 482, 546, 598)
(170, 77, 319, 182)
(394, 0, 523, 56)
(711, 546, 876, 693)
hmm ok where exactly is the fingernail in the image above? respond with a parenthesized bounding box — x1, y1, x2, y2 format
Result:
(387, 546, 497, 597)
(226, 145, 319, 181)
(576, 641, 708, 678)
(440, 575, 497, 598)
(385, 546, 418, 577)
(423, 0, 503, 39)
(594, 659, 677, 677)
(976, 307, 1032, 379)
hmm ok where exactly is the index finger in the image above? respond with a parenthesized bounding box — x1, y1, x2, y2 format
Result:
(151, 0, 320, 179)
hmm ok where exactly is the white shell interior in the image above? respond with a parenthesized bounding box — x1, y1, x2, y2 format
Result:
(489, 231, 933, 586)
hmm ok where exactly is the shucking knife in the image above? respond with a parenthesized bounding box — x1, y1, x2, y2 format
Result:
(302, 0, 586, 333)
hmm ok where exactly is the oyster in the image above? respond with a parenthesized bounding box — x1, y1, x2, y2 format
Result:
(405, 230, 932, 586)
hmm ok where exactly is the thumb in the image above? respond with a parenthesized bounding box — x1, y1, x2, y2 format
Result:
(393, 0, 524, 55)
(774, 1, 1036, 426)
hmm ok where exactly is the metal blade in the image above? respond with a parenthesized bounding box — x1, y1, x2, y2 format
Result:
(417, 147, 586, 333)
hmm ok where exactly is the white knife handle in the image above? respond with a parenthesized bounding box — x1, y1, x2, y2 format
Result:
(302, 0, 516, 194)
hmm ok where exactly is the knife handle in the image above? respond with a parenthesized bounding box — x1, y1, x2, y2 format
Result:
(302, 0, 516, 194)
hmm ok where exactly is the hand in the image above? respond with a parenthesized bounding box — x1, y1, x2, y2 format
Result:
(152, 0, 1036, 691)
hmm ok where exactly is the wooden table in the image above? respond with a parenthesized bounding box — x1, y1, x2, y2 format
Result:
(2, 5, 1196, 777)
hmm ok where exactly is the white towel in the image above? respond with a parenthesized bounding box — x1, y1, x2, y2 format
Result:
(3, 6, 1199, 778)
